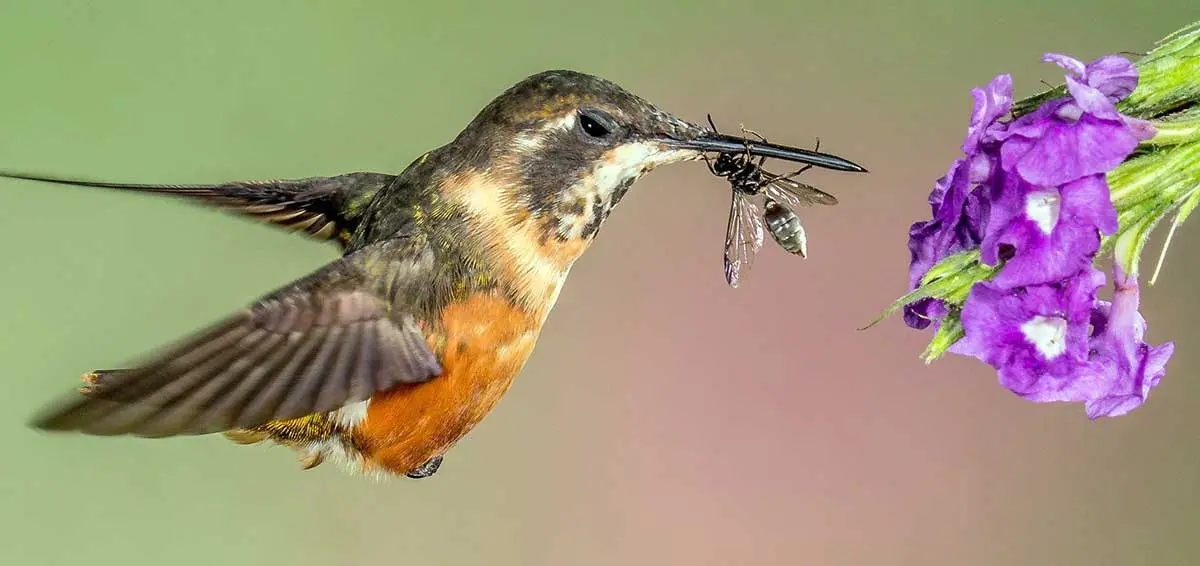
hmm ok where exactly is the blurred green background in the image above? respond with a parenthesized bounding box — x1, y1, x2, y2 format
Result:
(1, 1, 1197, 564)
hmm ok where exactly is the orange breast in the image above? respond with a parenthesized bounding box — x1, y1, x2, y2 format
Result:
(353, 291, 541, 475)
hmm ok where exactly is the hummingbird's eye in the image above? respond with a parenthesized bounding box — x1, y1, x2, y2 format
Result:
(577, 110, 613, 139)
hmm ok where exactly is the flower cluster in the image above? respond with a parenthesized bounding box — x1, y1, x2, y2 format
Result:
(900, 53, 1177, 418)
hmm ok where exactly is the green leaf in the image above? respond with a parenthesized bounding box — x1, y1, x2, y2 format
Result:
(921, 313, 965, 363)
(920, 249, 983, 285)
(863, 249, 1000, 331)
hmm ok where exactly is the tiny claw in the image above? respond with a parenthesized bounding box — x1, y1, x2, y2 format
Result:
(299, 450, 325, 470)
(405, 455, 443, 479)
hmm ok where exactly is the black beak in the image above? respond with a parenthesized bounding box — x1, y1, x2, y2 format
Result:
(661, 131, 867, 173)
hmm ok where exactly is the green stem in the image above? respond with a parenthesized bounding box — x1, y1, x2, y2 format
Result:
(1144, 117, 1200, 146)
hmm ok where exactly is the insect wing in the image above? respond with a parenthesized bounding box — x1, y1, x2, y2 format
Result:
(761, 170, 838, 208)
(723, 193, 764, 288)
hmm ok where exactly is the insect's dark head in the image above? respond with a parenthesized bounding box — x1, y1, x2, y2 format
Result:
(709, 152, 744, 176)
(705, 148, 761, 195)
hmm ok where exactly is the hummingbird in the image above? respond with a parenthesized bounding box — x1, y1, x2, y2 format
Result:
(3, 70, 866, 480)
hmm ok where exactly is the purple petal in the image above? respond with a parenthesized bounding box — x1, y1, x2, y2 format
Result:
(988, 216, 1101, 290)
(963, 183, 990, 243)
(999, 101, 1060, 142)
(1081, 270, 1174, 418)
(1006, 115, 1141, 187)
(907, 157, 984, 292)
(967, 151, 994, 184)
(907, 218, 945, 289)
(1084, 340, 1174, 418)
(1043, 53, 1138, 104)
(934, 158, 972, 224)
(963, 74, 1013, 153)
(1060, 174, 1118, 235)
(1083, 55, 1139, 102)
(1065, 76, 1122, 120)
(993, 272, 1107, 403)
(903, 297, 947, 330)
(1043, 53, 1086, 78)
(1123, 115, 1158, 141)
(979, 171, 1024, 266)
(980, 174, 1114, 289)
(926, 158, 965, 214)
(946, 283, 1021, 362)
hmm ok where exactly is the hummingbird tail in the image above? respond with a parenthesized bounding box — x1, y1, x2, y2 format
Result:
(81, 368, 318, 461)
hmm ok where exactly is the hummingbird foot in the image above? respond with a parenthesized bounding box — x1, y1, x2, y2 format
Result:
(405, 456, 443, 479)
(298, 449, 325, 470)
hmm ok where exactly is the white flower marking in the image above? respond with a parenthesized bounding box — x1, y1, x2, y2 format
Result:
(1020, 315, 1068, 359)
(1025, 188, 1062, 235)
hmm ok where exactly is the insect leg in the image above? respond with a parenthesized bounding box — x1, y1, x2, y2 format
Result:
(739, 125, 769, 144)
(706, 113, 721, 133)
(736, 125, 770, 169)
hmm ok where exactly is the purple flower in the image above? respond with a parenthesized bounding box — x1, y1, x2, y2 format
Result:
(903, 164, 991, 328)
(1082, 268, 1174, 418)
(950, 263, 1174, 418)
(895, 50, 1172, 419)
(999, 54, 1153, 187)
(1043, 53, 1138, 104)
(963, 74, 1013, 154)
(951, 266, 1106, 403)
(903, 75, 1010, 329)
(980, 173, 1118, 289)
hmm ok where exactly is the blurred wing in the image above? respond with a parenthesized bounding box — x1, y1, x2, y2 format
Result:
(761, 171, 839, 208)
(30, 240, 442, 438)
(723, 194, 764, 288)
(0, 171, 395, 248)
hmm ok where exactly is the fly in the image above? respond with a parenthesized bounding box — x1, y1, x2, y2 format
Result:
(703, 115, 838, 288)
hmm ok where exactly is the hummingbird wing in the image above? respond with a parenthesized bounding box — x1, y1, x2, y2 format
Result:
(29, 238, 443, 438)
(0, 170, 394, 248)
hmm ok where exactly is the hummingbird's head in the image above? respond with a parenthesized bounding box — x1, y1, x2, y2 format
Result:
(446, 69, 863, 245)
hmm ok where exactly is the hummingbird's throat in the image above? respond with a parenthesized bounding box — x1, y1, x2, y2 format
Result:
(549, 141, 695, 241)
